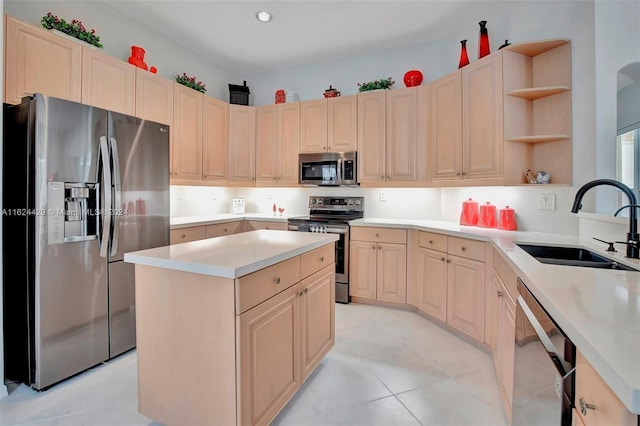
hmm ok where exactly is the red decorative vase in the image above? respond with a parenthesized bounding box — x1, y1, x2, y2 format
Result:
(458, 40, 470, 69)
(275, 89, 285, 104)
(478, 20, 491, 59)
(403, 70, 423, 87)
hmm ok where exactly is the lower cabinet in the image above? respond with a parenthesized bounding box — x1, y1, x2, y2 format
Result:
(349, 227, 407, 303)
(246, 220, 288, 231)
(205, 221, 242, 238)
(409, 231, 486, 342)
(169, 225, 206, 244)
(170, 220, 287, 244)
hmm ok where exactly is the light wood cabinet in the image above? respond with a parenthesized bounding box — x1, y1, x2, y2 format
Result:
(327, 95, 357, 152)
(430, 54, 503, 184)
(256, 103, 300, 185)
(300, 99, 328, 153)
(300, 96, 357, 153)
(4, 15, 82, 104)
(358, 87, 428, 184)
(203, 96, 229, 182)
(172, 83, 204, 179)
(575, 350, 638, 426)
(245, 221, 288, 231)
(412, 246, 447, 321)
(446, 253, 485, 341)
(228, 105, 256, 185)
(135, 68, 174, 126)
(205, 221, 242, 239)
(502, 39, 572, 185)
(350, 227, 407, 303)
(169, 226, 206, 244)
(81, 47, 136, 116)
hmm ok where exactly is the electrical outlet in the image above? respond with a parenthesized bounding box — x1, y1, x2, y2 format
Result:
(211, 189, 218, 200)
(266, 192, 273, 200)
(175, 189, 184, 200)
(379, 191, 387, 202)
(538, 193, 556, 210)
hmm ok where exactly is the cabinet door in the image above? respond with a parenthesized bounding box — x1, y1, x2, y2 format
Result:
(255, 105, 278, 182)
(81, 47, 136, 115)
(430, 71, 462, 181)
(237, 284, 300, 426)
(462, 54, 503, 180)
(412, 247, 447, 322)
(357, 90, 386, 183)
(277, 102, 301, 184)
(349, 241, 377, 299)
(447, 254, 485, 341)
(376, 243, 407, 303)
(5, 15, 82, 104)
(300, 265, 335, 380)
(327, 95, 357, 152)
(202, 96, 229, 182)
(135, 68, 174, 125)
(204, 221, 242, 239)
(246, 221, 288, 231)
(299, 99, 328, 153)
(172, 83, 203, 179)
(386, 88, 417, 181)
(228, 105, 256, 184)
(169, 226, 206, 244)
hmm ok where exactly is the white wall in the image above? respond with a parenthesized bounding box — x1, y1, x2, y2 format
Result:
(4, 1, 236, 101)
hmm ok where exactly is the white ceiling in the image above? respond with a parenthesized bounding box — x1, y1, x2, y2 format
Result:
(105, 1, 501, 75)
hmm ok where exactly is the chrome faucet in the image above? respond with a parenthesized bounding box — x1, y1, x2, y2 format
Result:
(570, 179, 639, 259)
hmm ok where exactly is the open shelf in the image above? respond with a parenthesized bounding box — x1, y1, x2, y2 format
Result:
(506, 85, 570, 100)
(506, 135, 571, 144)
(504, 39, 570, 57)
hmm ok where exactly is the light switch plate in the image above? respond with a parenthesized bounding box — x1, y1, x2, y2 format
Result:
(379, 191, 387, 202)
(175, 189, 184, 200)
(538, 193, 556, 210)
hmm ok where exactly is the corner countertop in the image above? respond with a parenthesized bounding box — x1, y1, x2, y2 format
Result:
(351, 218, 640, 414)
(124, 230, 338, 279)
(170, 213, 297, 229)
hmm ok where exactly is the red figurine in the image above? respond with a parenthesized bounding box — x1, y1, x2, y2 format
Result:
(128, 45, 148, 70)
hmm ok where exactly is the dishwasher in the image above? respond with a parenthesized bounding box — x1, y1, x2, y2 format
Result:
(512, 278, 576, 426)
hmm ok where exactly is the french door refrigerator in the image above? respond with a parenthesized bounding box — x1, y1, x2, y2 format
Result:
(3, 94, 169, 390)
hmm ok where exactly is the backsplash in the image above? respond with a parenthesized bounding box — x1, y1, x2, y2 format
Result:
(171, 185, 588, 236)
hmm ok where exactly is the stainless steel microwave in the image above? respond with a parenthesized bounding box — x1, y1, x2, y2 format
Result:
(299, 152, 357, 186)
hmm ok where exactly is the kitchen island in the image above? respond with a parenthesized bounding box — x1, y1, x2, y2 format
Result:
(124, 230, 339, 426)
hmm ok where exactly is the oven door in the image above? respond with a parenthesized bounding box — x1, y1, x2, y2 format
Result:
(300, 159, 338, 185)
(512, 279, 575, 426)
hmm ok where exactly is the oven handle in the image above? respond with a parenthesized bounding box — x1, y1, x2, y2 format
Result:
(517, 295, 574, 378)
(325, 227, 348, 234)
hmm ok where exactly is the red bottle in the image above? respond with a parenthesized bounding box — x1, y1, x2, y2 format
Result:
(458, 40, 470, 69)
(478, 21, 491, 59)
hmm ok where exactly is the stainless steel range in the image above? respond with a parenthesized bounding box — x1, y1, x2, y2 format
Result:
(288, 196, 364, 303)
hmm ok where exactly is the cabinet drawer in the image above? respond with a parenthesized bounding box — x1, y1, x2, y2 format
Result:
(418, 231, 447, 252)
(247, 220, 288, 231)
(350, 227, 407, 244)
(205, 221, 242, 238)
(301, 244, 335, 279)
(235, 256, 301, 314)
(170, 226, 206, 244)
(448, 237, 485, 261)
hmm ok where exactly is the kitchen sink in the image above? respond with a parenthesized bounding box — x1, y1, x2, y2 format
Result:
(516, 244, 639, 271)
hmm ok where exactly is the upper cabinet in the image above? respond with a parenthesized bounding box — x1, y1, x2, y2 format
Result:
(172, 83, 203, 180)
(300, 96, 357, 153)
(256, 102, 299, 186)
(502, 39, 572, 185)
(228, 105, 256, 185)
(81, 47, 136, 116)
(430, 53, 503, 184)
(202, 96, 229, 183)
(135, 68, 174, 126)
(4, 15, 82, 104)
(358, 86, 428, 185)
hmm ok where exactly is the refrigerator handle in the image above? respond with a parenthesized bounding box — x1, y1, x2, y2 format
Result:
(109, 137, 122, 257)
(99, 136, 112, 258)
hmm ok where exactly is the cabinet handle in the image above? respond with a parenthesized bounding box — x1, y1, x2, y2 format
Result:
(462, 172, 466, 176)
(275, 277, 281, 284)
(378, 246, 382, 250)
(381, 176, 384, 179)
(461, 247, 466, 251)
(441, 257, 445, 262)
(371, 246, 376, 250)
(446, 259, 451, 263)
(497, 290, 503, 297)
(579, 397, 596, 416)
(298, 290, 303, 297)
(304, 288, 308, 293)
(456, 173, 461, 176)
(320, 256, 325, 262)
(429, 240, 434, 244)
(375, 233, 379, 237)
(224, 228, 228, 232)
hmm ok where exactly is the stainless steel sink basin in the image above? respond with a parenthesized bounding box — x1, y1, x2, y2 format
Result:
(516, 244, 639, 271)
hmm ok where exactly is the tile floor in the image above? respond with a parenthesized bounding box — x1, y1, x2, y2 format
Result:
(1, 303, 506, 426)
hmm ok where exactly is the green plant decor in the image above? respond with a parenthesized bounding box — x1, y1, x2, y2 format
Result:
(357, 77, 395, 92)
(175, 73, 207, 93)
(41, 12, 103, 48)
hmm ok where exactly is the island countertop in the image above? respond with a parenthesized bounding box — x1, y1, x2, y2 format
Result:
(124, 230, 338, 279)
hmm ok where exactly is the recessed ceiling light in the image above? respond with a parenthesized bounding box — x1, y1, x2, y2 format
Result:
(256, 11, 272, 23)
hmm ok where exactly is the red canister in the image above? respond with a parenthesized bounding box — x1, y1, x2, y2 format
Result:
(460, 198, 479, 226)
(498, 206, 518, 230)
(478, 202, 497, 228)
(275, 89, 285, 104)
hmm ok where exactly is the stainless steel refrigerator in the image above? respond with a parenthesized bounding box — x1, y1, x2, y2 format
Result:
(3, 94, 169, 390)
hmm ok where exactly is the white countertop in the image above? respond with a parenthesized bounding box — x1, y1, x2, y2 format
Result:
(351, 218, 640, 414)
(124, 230, 338, 279)
(170, 213, 297, 229)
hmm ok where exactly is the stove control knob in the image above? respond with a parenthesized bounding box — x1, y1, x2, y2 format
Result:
(311, 199, 316, 204)
(317, 199, 323, 205)
(347, 199, 354, 205)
